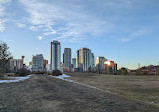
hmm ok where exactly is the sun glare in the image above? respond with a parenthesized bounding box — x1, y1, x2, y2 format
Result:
(104, 61, 110, 65)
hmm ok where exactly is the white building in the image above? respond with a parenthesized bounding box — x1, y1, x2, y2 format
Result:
(32, 54, 44, 72)
(46, 64, 51, 71)
(27, 65, 32, 71)
(50, 40, 61, 71)
(10, 58, 24, 72)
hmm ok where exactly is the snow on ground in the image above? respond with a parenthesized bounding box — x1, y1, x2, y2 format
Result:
(49, 74, 112, 92)
(50, 74, 76, 83)
(0, 75, 34, 84)
(49, 74, 100, 88)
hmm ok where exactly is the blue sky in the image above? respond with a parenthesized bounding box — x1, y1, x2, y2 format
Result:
(0, 0, 159, 69)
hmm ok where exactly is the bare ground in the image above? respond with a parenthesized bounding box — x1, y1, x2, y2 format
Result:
(67, 72, 159, 107)
(0, 74, 159, 112)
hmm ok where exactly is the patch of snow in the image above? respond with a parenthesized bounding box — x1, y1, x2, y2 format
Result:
(0, 75, 34, 84)
(150, 102, 155, 104)
(54, 74, 70, 79)
(49, 74, 100, 89)
(49, 74, 76, 83)
(49, 74, 112, 93)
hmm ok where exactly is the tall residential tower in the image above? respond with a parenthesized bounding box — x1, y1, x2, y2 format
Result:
(76, 48, 93, 71)
(63, 48, 71, 67)
(96, 57, 107, 73)
(50, 40, 61, 71)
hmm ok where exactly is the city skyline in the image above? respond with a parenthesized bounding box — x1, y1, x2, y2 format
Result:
(0, 0, 159, 69)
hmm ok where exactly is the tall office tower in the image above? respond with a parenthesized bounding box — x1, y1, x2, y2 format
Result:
(32, 54, 44, 72)
(63, 48, 71, 67)
(72, 58, 76, 68)
(50, 40, 61, 71)
(96, 57, 107, 73)
(76, 48, 93, 71)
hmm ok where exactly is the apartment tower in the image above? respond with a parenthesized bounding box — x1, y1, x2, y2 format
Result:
(63, 48, 71, 67)
(76, 48, 93, 71)
(50, 40, 61, 70)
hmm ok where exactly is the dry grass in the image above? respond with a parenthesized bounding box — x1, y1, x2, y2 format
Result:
(66, 72, 159, 107)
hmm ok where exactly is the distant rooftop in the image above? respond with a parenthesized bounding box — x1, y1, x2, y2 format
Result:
(51, 40, 60, 45)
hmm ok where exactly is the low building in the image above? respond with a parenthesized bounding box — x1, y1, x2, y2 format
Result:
(106, 61, 117, 75)
(139, 65, 159, 75)
(10, 58, 24, 72)
(46, 64, 51, 72)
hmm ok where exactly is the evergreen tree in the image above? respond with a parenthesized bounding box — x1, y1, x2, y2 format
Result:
(0, 41, 12, 76)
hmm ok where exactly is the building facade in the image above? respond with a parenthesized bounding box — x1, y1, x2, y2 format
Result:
(63, 48, 71, 67)
(50, 40, 61, 71)
(44, 59, 48, 71)
(72, 58, 76, 68)
(76, 48, 93, 72)
(96, 57, 107, 73)
(91, 53, 95, 66)
(32, 54, 44, 72)
(10, 58, 24, 72)
(106, 61, 117, 75)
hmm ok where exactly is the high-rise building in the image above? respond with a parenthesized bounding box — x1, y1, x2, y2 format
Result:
(96, 57, 107, 73)
(44, 59, 48, 70)
(76, 50, 80, 68)
(32, 54, 44, 72)
(50, 40, 61, 71)
(72, 58, 76, 68)
(91, 53, 95, 66)
(63, 48, 71, 67)
(76, 48, 93, 71)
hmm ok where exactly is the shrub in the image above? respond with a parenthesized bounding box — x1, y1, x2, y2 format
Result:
(32, 72, 45, 74)
(47, 72, 52, 75)
(52, 70, 62, 76)
(15, 68, 30, 76)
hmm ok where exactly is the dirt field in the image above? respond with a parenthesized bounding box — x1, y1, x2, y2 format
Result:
(1, 74, 159, 112)
(66, 72, 159, 107)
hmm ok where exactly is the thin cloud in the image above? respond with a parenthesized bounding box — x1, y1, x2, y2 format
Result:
(119, 29, 147, 42)
(16, 23, 26, 28)
(18, 0, 113, 42)
(0, 0, 11, 32)
(0, 19, 5, 32)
